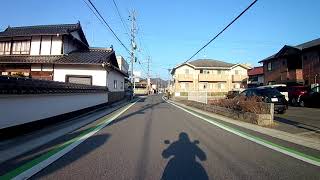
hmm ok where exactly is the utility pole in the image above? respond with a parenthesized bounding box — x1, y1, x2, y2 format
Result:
(147, 56, 151, 94)
(130, 10, 137, 91)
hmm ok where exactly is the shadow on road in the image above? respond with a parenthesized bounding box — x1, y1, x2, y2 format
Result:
(161, 132, 208, 180)
(108, 99, 164, 126)
(0, 126, 111, 177)
(274, 116, 320, 133)
(33, 133, 111, 179)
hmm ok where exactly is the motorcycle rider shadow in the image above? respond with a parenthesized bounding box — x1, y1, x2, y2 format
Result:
(161, 132, 209, 180)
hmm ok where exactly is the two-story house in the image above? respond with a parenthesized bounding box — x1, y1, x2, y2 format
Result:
(247, 66, 264, 88)
(171, 59, 250, 95)
(259, 38, 320, 86)
(0, 22, 128, 100)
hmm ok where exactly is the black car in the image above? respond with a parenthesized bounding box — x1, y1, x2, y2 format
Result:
(239, 88, 288, 114)
(226, 90, 240, 99)
(299, 85, 320, 107)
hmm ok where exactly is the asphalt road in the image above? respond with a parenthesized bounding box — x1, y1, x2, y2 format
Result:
(3, 94, 319, 179)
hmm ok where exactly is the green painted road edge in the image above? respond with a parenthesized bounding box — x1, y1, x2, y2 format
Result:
(0, 98, 141, 180)
(163, 97, 320, 167)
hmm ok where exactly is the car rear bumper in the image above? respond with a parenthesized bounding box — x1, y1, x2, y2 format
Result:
(274, 104, 287, 112)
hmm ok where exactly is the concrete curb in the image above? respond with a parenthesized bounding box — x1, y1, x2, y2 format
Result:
(0, 99, 133, 164)
(168, 99, 320, 151)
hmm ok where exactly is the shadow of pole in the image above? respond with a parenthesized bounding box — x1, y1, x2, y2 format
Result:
(161, 132, 209, 180)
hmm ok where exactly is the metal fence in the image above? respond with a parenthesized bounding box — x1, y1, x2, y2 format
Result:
(0, 76, 108, 94)
(187, 91, 208, 104)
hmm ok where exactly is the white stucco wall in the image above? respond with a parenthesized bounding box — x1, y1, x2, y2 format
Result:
(107, 70, 124, 92)
(40, 36, 52, 55)
(30, 36, 41, 55)
(0, 93, 108, 129)
(230, 65, 248, 75)
(51, 36, 62, 55)
(53, 65, 107, 86)
(175, 65, 196, 74)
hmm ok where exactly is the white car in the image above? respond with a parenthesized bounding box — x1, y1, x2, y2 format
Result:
(258, 84, 289, 101)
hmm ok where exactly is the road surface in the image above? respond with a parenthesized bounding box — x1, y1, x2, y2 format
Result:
(1, 95, 319, 179)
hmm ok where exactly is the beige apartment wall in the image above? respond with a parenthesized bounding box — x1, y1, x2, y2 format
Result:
(173, 64, 249, 94)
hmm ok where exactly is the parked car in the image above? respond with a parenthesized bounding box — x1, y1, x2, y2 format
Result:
(287, 86, 308, 105)
(239, 88, 288, 114)
(226, 90, 240, 99)
(299, 85, 320, 107)
(259, 84, 289, 101)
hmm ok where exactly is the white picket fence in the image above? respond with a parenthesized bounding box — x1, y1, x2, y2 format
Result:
(188, 91, 208, 104)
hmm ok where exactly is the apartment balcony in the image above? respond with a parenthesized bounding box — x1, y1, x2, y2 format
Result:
(198, 74, 228, 82)
(176, 74, 194, 81)
(232, 74, 248, 82)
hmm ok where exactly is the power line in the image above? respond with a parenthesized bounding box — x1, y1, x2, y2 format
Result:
(186, 0, 258, 63)
(83, 0, 131, 54)
(110, 0, 130, 36)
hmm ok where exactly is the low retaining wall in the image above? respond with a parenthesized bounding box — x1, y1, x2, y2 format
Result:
(181, 101, 273, 126)
(0, 93, 108, 129)
(108, 91, 125, 103)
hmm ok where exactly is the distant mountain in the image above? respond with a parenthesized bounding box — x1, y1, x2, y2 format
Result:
(150, 78, 168, 88)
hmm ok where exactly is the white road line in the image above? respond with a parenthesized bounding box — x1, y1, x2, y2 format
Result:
(13, 98, 140, 180)
(162, 96, 320, 167)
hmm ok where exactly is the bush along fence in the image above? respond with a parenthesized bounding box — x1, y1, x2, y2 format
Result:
(179, 96, 274, 126)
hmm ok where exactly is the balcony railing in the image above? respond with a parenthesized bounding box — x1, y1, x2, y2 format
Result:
(176, 74, 194, 81)
(198, 74, 228, 81)
(232, 74, 248, 82)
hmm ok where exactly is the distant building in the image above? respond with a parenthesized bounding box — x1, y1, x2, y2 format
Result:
(247, 66, 264, 88)
(259, 38, 320, 86)
(171, 59, 250, 94)
(0, 22, 128, 99)
(116, 55, 129, 74)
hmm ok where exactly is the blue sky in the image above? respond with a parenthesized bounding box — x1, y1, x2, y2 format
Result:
(1, 0, 319, 79)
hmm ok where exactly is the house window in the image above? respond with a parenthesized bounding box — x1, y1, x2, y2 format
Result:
(12, 40, 30, 55)
(66, 75, 92, 85)
(114, 80, 118, 89)
(120, 82, 123, 89)
(0, 42, 12, 55)
(267, 62, 272, 71)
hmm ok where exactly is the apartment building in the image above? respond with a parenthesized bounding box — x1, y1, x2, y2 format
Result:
(171, 59, 250, 94)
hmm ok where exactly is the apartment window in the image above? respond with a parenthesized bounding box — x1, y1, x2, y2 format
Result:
(218, 82, 225, 89)
(235, 70, 240, 75)
(12, 40, 30, 55)
(200, 69, 203, 74)
(0, 41, 11, 55)
(217, 70, 222, 74)
(185, 82, 189, 89)
(203, 70, 210, 74)
(185, 69, 189, 74)
(114, 80, 118, 89)
(267, 62, 272, 71)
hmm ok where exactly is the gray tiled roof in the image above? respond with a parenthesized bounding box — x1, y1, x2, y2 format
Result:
(188, 59, 234, 67)
(0, 23, 80, 37)
(259, 38, 320, 63)
(295, 38, 320, 50)
(0, 49, 114, 65)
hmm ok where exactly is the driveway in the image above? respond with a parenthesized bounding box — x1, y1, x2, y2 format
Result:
(275, 106, 320, 138)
